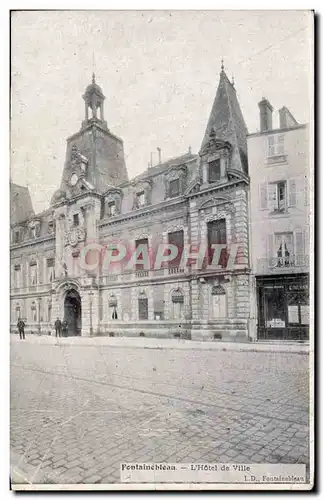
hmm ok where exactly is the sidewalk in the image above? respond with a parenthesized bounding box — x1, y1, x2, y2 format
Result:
(10, 334, 310, 354)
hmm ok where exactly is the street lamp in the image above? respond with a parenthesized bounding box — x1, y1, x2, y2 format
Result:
(89, 290, 93, 336)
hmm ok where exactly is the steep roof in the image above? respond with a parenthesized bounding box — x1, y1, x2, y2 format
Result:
(131, 152, 198, 183)
(201, 69, 249, 173)
(10, 182, 35, 224)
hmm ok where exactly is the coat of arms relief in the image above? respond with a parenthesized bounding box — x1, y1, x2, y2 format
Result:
(64, 210, 86, 247)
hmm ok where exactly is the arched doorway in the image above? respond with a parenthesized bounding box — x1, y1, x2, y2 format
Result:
(64, 289, 82, 336)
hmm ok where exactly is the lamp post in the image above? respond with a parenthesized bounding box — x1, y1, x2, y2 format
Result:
(89, 290, 93, 336)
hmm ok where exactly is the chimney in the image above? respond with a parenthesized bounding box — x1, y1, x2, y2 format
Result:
(258, 97, 273, 132)
(279, 106, 298, 129)
(157, 147, 161, 164)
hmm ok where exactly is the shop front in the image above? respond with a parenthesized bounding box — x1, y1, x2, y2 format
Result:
(256, 274, 309, 341)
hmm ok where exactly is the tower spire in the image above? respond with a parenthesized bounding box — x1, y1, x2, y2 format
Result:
(221, 58, 224, 72)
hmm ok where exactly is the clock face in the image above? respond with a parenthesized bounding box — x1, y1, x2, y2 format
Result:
(70, 173, 78, 186)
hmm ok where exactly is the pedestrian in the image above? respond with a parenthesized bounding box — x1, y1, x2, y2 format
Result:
(62, 320, 68, 337)
(54, 317, 62, 337)
(17, 318, 26, 340)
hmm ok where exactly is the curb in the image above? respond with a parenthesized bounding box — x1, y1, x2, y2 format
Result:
(11, 336, 310, 355)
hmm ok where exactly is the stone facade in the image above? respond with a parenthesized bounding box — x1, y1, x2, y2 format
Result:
(10, 68, 251, 341)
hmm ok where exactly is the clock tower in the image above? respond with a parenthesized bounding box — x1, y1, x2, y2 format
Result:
(52, 73, 129, 204)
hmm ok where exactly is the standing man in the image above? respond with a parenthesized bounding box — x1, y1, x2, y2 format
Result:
(54, 317, 62, 337)
(17, 318, 26, 340)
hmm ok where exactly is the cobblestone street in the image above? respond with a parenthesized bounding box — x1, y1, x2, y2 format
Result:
(10, 337, 310, 486)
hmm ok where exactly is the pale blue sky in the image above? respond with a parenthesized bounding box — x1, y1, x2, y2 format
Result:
(11, 10, 312, 213)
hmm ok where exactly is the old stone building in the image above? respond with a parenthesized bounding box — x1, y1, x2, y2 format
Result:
(10, 66, 251, 340)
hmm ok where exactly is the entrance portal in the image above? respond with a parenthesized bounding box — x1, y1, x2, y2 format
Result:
(64, 290, 82, 336)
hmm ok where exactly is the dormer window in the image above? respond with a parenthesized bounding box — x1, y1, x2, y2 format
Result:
(107, 202, 116, 217)
(73, 214, 79, 227)
(169, 178, 180, 198)
(208, 159, 221, 182)
(137, 191, 145, 207)
(31, 227, 36, 239)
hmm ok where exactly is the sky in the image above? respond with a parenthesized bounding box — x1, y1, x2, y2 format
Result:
(10, 10, 312, 214)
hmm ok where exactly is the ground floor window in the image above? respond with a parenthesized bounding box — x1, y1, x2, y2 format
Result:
(109, 296, 118, 320)
(210, 285, 227, 319)
(138, 296, 148, 320)
(171, 289, 184, 320)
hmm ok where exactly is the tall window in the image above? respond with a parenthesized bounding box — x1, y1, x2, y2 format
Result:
(14, 265, 21, 288)
(48, 303, 52, 323)
(107, 201, 116, 216)
(47, 258, 55, 282)
(268, 182, 287, 212)
(138, 294, 148, 320)
(268, 134, 284, 156)
(207, 219, 227, 267)
(168, 230, 184, 267)
(169, 178, 180, 198)
(171, 289, 184, 320)
(211, 285, 227, 318)
(109, 296, 118, 320)
(136, 191, 145, 207)
(208, 159, 221, 182)
(15, 305, 20, 322)
(135, 238, 149, 270)
(30, 263, 37, 286)
(274, 233, 293, 267)
(31, 301, 37, 322)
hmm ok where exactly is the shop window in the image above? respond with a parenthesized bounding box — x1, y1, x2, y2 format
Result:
(264, 286, 286, 329)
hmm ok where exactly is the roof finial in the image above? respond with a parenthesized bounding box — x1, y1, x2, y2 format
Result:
(232, 74, 235, 87)
(188, 145, 192, 154)
(221, 58, 224, 71)
(92, 72, 95, 84)
(92, 50, 96, 84)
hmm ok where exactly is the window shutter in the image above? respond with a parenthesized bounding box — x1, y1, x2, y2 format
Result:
(259, 183, 268, 210)
(288, 179, 297, 207)
(267, 234, 274, 258)
(268, 183, 277, 212)
(294, 229, 304, 259)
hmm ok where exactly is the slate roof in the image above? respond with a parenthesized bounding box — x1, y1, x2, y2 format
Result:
(201, 69, 249, 173)
(10, 182, 35, 225)
(131, 152, 198, 183)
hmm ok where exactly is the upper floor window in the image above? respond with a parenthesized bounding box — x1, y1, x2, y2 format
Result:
(207, 219, 228, 267)
(47, 258, 55, 282)
(268, 181, 287, 212)
(107, 201, 116, 216)
(29, 262, 38, 286)
(169, 178, 180, 198)
(135, 238, 149, 270)
(136, 191, 145, 207)
(168, 230, 184, 267)
(73, 214, 79, 227)
(30, 227, 36, 239)
(14, 265, 21, 288)
(268, 134, 284, 157)
(208, 159, 221, 182)
(260, 179, 297, 211)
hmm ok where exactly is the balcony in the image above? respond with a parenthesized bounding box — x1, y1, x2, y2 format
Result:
(256, 255, 310, 275)
(168, 266, 184, 275)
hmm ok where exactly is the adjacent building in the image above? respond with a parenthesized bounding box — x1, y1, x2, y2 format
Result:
(10, 66, 252, 340)
(248, 100, 310, 340)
